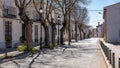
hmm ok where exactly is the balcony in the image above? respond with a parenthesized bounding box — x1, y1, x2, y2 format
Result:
(3, 6, 17, 18)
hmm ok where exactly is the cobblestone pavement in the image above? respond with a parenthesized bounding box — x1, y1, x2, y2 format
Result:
(0, 38, 107, 68)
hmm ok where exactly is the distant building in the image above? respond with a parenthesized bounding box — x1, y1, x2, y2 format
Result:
(91, 28, 98, 37)
(96, 24, 104, 38)
(103, 2, 120, 43)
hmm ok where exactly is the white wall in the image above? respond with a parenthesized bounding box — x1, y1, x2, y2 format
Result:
(0, 19, 5, 48)
(12, 20, 22, 47)
(106, 3, 120, 42)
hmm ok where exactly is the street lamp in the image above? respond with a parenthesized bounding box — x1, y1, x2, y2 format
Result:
(57, 15, 61, 45)
(40, 7, 43, 13)
(39, 7, 43, 50)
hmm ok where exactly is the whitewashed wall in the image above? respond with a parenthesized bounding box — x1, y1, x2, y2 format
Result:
(12, 20, 22, 47)
(105, 3, 120, 42)
(0, 19, 5, 48)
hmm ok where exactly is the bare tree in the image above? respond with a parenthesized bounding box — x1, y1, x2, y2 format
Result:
(78, 7, 89, 39)
(55, 0, 77, 45)
(33, 0, 51, 47)
(71, 5, 89, 40)
(15, 0, 33, 48)
(33, 0, 89, 46)
(54, 0, 89, 45)
(42, 0, 58, 47)
(44, 0, 58, 47)
(33, 0, 59, 47)
(71, 5, 80, 41)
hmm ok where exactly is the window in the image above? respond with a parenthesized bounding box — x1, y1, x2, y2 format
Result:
(5, 21, 12, 48)
(5, 21, 12, 36)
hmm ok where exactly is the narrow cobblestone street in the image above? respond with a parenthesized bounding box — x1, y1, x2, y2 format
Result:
(0, 38, 107, 68)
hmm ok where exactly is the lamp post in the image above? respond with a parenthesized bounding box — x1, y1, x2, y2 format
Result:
(57, 15, 61, 45)
(39, 7, 43, 50)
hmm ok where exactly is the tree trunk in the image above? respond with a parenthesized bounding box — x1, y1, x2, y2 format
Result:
(44, 26, 49, 47)
(68, 11, 71, 45)
(17, 8, 33, 49)
(60, 21, 67, 45)
(60, 29, 64, 45)
(75, 21, 78, 42)
(25, 21, 33, 48)
(51, 24, 56, 47)
(83, 32, 86, 39)
(82, 30, 86, 39)
(79, 29, 82, 40)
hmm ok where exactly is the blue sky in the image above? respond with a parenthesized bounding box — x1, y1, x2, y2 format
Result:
(87, 0, 120, 28)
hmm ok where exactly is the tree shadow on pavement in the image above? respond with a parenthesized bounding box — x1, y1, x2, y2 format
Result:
(0, 48, 17, 54)
(0, 51, 31, 68)
(28, 51, 41, 68)
(27, 49, 75, 68)
(60, 44, 85, 53)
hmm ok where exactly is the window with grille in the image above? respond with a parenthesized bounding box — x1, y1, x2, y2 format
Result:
(5, 21, 12, 36)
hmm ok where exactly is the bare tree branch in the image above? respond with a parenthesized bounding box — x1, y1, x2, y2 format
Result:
(25, 0, 32, 8)
(15, 0, 20, 8)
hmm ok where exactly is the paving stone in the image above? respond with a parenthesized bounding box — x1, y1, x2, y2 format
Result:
(1, 38, 107, 68)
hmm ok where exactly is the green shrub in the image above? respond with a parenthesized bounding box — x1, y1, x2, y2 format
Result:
(31, 47, 37, 53)
(27, 47, 37, 53)
(42, 43, 54, 49)
(17, 45, 27, 51)
(49, 43, 54, 49)
(55, 43, 59, 48)
(17, 45, 38, 53)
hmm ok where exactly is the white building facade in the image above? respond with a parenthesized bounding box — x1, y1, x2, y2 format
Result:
(0, 0, 62, 48)
(104, 2, 120, 43)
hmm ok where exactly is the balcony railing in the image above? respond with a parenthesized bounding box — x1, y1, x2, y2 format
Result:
(3, 6, 17, 18)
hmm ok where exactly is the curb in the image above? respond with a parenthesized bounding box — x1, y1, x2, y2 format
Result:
(98, 39, 111, 68)
(0, 51, 24, 63)
(0, 46, 40, 60)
